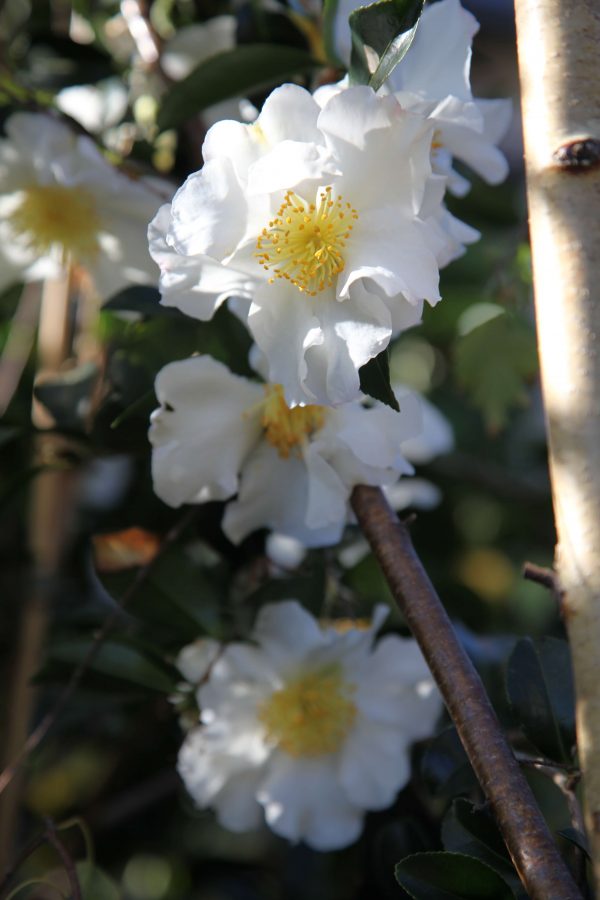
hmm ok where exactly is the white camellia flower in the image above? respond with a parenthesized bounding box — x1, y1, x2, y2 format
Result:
(149, 82, 445, 406)
(149, 354, 420, 547)
(0, 112, 170, 296)
(178, 600, 441, 849)
(56, 77, 129, 135)
(333, 0, 511, 196)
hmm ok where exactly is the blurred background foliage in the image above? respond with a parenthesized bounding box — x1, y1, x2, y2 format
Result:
(0, 0, 584, 898)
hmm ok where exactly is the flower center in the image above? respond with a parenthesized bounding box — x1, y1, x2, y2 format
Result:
(261, 384, 326, 458)
(258, 664, 357, 757)
(10, 184, 101, 260)
(256, 187, 358, 297)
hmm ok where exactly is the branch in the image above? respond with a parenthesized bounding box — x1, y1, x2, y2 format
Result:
(43, 819, 81, 900)
(513, 0, 600, 887)
(0, 507, 197, 800)
(351, 485, 581, 900)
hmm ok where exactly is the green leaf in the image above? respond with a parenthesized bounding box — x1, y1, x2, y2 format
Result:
(322, 0, 344, 66)
(157, 45, 321, 131)
(420, 727, 476, 797)
(506, 637, 576, 764)
(77, 862, 121, 900)
(103, 286, 184, 318)
(47, 637, 178, 693)
(441, 800, 523, 896)
(557, 827, 591, 859)
(454, 312, 538, 431)
(99, 545, 222, 643)
(349, 0, 424, 89)
(395, 852, 516, 900)
(359, 349, 399, 410)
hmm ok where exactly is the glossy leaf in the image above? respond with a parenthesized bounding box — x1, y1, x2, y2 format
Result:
(557, 827, 591, 859)
(98, 545, 222, 643)
(359, 349, 399, 411)
(349, 0, 424, 89)
(77, 862, 121, 900)
(421, 726, 476, 797)
(395, 851, 516, 900)
(157, 44, 321, 131)
(441, 799, 523, 896)
(506, 636, 576, 763)
(322, 0, 343, 66)
(47, 637, 178, 693)
(454, 312, 538, 431)
(103, 285, 184, 318)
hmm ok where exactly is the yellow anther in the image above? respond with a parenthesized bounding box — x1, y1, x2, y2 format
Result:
(259, 384, 326, 458)
(255, 187, 358, 296)
(258, 664, 357, 757)
(10, 183, 101, 261)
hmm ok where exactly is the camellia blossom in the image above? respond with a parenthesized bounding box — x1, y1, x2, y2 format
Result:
(149, 355, 420, 547)
(149, 83, 447, 405)
(0, 112, 170, 296)
(333, 0, 512, 197)
(177, 600, 441, 849)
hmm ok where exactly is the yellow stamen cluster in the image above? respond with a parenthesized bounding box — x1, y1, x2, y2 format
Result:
(256, 186, 358, 297)
(431, 129, 444, 151)
(10, 184, 101, 260)
(258, 664, 357, 757)
(261, 384, 326, 458)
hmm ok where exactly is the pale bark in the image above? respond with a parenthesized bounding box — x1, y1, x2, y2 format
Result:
(514, 0, 600, 882)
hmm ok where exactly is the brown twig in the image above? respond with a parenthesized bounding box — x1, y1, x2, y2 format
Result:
(351, 485, 582, 900)
(523, 561, 562, 593)
(43, 818, 82, 900)
(0, 507, 198, 802)
(0, 831, 46, 898)
(0, 817, 82, 900)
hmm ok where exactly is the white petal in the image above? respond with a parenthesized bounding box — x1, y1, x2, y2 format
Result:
(149, 356, 263, 506)
(247, 141, 339, 196)
(212, 767, 266, 832)
(397, 389, 454, 463)
(306, 282, 392, 405)
(319, 89, 434, 214)
(333, 394, 420, 473)
(168, 158, 246, 258)
(248, 282, 324, 406)
(258, 754, 364, 850)
(389, 0, 479, 102)
(252, 600, 329, 669)
(303, 442, 349, 530)
(177, 639, 221, 684)
(338, 721, 410, 809)
(222, 442, 346, 547)
(257, 84, 323, 146)
(384, 478, 442, 511)
(441, 118, 510, 185)
(341, 211, 441, 305)
(149, 204, 256, 320)
(355, 635, 442, 739)
(478, 98, 513, 147)
(265, 533, 307, 569)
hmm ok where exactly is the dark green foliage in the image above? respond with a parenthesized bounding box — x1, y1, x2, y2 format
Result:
(349, 0, 424, 89)
(157, 45, 321, 131)
(395, 851, 516, 899)
(506, 637, 576, 764)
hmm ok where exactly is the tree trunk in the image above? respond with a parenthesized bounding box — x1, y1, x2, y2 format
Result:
(514, 0, 600, 883)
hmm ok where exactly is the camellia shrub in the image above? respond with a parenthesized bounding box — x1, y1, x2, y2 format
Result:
(0, 0, 591, 898)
